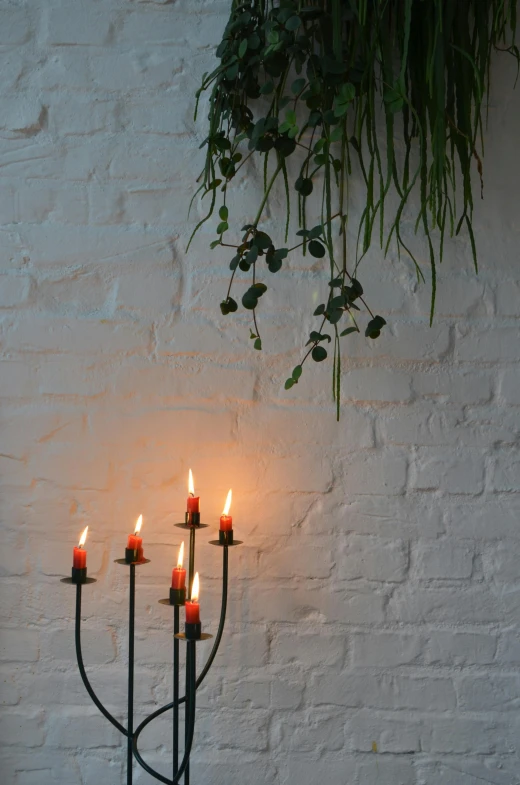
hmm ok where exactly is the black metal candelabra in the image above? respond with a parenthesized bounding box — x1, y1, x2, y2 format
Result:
(61, 517, 241, 784)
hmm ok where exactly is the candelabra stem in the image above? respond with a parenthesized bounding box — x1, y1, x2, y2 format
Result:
(74, 582, 127, 736)
(173, 605, 179, 777)
(128, 563, 136, 785)
(184, 640, 191, 785)
(188, 528, 196, 599)
(132, 544, 229, 751)
(133, 639, 197, 785)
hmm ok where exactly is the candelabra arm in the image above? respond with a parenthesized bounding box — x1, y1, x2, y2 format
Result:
(132, 545, 229, 736)
(132, 642, 197, 785)
(75, 583, 128, 737)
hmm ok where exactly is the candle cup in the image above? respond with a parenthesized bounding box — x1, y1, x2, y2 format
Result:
(170, 587, 186, 606)
(219, 529, 234, 545)
(125, 547, 139, 564)
(184, 621, 202, 640)
(71, 566, 88, 584)
(185, 511, 200, 527)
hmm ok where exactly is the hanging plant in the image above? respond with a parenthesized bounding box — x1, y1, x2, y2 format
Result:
(189, 0, 518, 417)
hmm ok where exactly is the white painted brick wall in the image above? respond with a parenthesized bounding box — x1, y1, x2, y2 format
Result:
(0, 1, 519, 783)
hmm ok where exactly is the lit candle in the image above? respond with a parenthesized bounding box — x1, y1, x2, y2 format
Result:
(185, 572, 200, 624)
(73, 526, 88, 569)
(171, 542, 186, 589)
(219, 489, 232, 531)
(187, 469, 200, 513)
(127, 514, 143, 560)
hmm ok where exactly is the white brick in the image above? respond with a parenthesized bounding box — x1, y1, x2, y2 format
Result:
(352, 631, 422, 667)
(491, 449, 520, 492)
(456, 326, 520, 361)
(271, 631, 345, 670)
(424, 631, 497, 665)
(0, 276, 30, 308)
(0, 713, 44, 747)
(410, 448, 484, 494)
(388, 586, 503, 624)
(46, 7, 114, 46)
(342, 449, 408, 495)
(311, 673, 455, 711)
(0, 9, 31, 45)
(0, 630, 39, 663)
(414, 541, 474, 579)
(350, 712, 420, 753)
(457, 674, 520, 711)
(342, 367, 412, 403)
(342, 535, 409, 582)
(46, 712, 121, 748)
(499, 368, 520, 404)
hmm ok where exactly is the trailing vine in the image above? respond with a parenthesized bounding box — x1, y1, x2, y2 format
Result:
(190, 0, 518, 418)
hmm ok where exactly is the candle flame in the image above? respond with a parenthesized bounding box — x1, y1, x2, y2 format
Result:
(188, 469, 195, 497)
(78, 526, 88, 548)
(222, 489, 232, 516)
(192, 572, 200, 602)
(177, 541, 184, 570)
(135, 514, 143, 535)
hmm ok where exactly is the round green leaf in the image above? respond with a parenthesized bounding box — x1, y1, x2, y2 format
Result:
(284, 378, 295, 390)
(312, 345, 327, 362)
(309, 240, 326, 258)
(292, 365, 303, 381)
(285, 15, 301, 31)
(242, 290, 258, 310)
(238, 39, 248, 59)
(219, 205, 229, 221)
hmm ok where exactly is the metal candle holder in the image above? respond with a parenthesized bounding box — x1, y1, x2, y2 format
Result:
(61, 521, 242, 784)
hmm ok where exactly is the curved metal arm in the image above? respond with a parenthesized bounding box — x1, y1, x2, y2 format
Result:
(75, 583, 128, 737)
(132, 641, 197, 784)
(133, 544, 229, 737)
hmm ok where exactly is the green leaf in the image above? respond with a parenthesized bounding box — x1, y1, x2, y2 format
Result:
(292, 365, 303, 381)
(284, 378, 295, 390)
(291, 78, 306, 95)
(251, 282, 267, 295)
(327, 309, 343, 324)
(219, 205, 228, 221)
(285, 15, 301, 31)
(254, 337, 262, 350)
(312, 345, 327, 362)
(340, 326, 358, 336)
(252, 232, 272, 250)
(308, 240, 326, 258)
(238, 39, 248, 59)
(313, 304, 325, 315)
(216, 221, 228, 234)
(295, 177, 313, 197)
(220, 297, 238, 315)
(242, 290, 258, 310)
(260, 80, 274, 95)
(365, 315, 387, 339)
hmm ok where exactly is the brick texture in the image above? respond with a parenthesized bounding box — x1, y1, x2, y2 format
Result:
(0, 2, 519, 784)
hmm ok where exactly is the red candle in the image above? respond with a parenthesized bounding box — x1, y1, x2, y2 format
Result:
(171, 542, 186, 589)
(187, 468, 200, 513)
(219, 489, 232, 531)
(127, 514, 143, 559)
(185, 572, 200, 623)
(73, 526, 88, 568)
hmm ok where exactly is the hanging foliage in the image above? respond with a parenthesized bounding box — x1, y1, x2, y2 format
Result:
(190, 0, 518, 418)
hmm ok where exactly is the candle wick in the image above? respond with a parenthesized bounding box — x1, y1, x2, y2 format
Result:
(189, 492, 194, 498)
